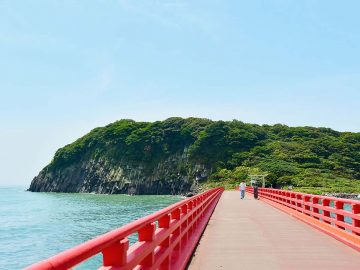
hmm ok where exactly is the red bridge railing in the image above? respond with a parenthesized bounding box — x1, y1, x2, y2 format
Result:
(253, 188, 360, 235)
(25, 187, 224, 270)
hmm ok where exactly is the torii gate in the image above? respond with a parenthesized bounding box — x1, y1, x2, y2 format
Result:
(249, 174, 266, 188)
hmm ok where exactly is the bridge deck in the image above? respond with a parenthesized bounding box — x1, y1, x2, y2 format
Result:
(188, 191, 360, 270)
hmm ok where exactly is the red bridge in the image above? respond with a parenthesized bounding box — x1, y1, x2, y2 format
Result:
(25, 187, 360, 270)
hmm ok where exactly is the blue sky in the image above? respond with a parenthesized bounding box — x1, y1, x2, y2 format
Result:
(1, 0, 359, 185)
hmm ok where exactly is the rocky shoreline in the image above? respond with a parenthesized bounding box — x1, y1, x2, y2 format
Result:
(324, 193, 360, 200)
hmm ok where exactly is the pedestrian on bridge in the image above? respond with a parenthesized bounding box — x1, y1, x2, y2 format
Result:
(239, 181, 246, 199)
(253, 182, 259, 200)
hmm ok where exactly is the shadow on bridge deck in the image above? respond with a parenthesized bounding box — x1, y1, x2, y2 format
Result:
(188, 191, 360, 270)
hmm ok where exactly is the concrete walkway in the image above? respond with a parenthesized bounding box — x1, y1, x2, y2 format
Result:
(188, 191, 360, 270)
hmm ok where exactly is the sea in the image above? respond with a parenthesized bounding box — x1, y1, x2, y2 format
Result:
(0, 186, 182, 269)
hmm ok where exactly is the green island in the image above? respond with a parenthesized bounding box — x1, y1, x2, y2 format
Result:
(29, 117, 359, 195)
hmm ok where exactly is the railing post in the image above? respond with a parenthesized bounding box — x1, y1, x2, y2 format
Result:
(172, 208, 181, 251)
(181, 204, 189, 245)
(159, 214, 171, 229)
(296, 194, 302, 212)
(102, 238, 129, 267)
(282, 191, 286, 204)
(352, 204, 360, 236)
(197, 197, 202, 219)
(322, 199, 331, 224)
(286, 192, 291, 205)
(138, 222, 156, 267)
(198, 197, 203, 217)
(158, 214, 171, 269)
(303, 195, 311, 216)
(192, 199, 197, 231)
(335, 201, 345, 229)
(312, 197, 320, 220)
(188, 201, 193, 233)
(159, 214, 171, 248)
(290, 193, 296, 209)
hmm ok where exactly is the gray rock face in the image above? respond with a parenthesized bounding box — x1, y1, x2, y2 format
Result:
(324, 193, 360, 200)
(29, 149, 210, 195)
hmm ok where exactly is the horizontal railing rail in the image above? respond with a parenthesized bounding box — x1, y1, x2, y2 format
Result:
(25, 187, 224, 270)
(244, 187, 360, 236)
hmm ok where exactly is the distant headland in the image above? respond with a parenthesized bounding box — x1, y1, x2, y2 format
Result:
(29, 117, 360, 195)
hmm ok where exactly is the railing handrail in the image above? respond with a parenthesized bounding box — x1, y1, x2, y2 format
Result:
(25, 187, 224, 270)
(237, 185, 359, 204)
(242, 186, 360, 204)
(266, 189, 359, 204)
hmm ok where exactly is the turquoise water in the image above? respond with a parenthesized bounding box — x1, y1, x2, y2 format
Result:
(0, 186, 182, 269)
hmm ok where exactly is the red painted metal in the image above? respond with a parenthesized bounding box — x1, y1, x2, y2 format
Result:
(244, 186, 360, 237)
(24, 187, 224, 270)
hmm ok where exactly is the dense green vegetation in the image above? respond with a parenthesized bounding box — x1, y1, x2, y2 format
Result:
(51, 117, 360, 194)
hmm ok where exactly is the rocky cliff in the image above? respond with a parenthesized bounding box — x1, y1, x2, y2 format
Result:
(29, 147, 210, 195)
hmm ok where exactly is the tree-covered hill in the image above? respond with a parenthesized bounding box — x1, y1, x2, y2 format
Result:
(29, 117, 360, 194)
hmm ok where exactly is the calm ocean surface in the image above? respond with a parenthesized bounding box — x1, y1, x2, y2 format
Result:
(0, 186, 182, 269)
